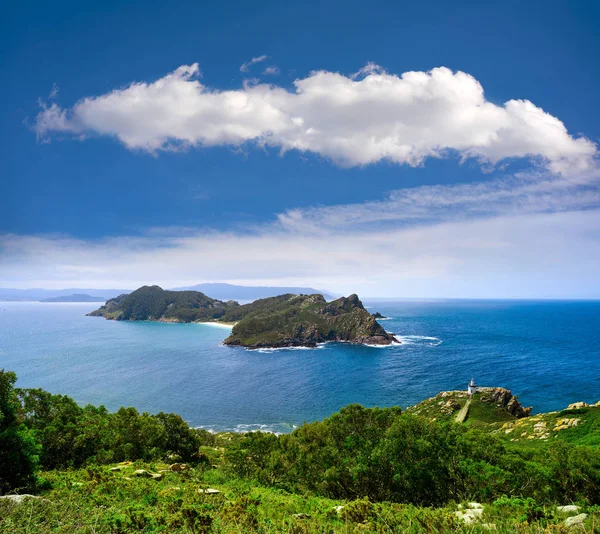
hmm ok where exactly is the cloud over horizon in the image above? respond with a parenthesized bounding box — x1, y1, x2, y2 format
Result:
(35, 63, 597, 175)
(3, 168, 600, 298)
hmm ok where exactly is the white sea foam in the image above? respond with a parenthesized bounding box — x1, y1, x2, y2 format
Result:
(363, 340, 403, 348)
(253, 344, 326, 353)
(395, 335, 442, 346)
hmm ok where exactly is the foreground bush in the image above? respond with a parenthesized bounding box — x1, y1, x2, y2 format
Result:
(0, 370, 40, 494)
(4, 370, 600, 512)
(224, 404, 600, 506)
(17, 387, 201, 469)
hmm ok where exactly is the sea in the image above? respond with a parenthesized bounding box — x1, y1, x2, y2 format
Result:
(0, 299, 598, 433)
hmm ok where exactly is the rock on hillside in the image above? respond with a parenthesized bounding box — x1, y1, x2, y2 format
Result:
(478, 387, 532, 418)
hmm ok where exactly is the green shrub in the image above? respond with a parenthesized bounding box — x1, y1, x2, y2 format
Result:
(0, 370, 40, 493)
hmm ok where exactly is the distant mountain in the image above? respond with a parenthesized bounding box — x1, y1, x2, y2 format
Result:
(41, 294, 107, 303)
(0, 288, 130, 302)
(0, 284, 336, 303)
(171, 283, 336, 301)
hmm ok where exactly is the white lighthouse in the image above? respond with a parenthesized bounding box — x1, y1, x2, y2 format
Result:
(468, 378, 478, 395)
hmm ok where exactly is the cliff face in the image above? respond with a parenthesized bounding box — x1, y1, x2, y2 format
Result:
(478, 387, 532, 418)
(223, 293, 398, 348)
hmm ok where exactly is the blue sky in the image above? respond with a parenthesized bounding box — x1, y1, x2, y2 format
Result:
(1, 0, 599, 297)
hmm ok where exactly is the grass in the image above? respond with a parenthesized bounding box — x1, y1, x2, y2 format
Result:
(2, 461, 599, 533)
(464, 395, 517, 427)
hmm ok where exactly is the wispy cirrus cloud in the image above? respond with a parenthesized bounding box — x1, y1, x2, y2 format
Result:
(262, 65, 280, 76)
(277, 170, 600, 233)
(2, 210, 599, 298)
(239, 55, 267, 73)
(48, 82, 59, 99)
(2, 167, 600, 297)
(34, 63, 598, 175)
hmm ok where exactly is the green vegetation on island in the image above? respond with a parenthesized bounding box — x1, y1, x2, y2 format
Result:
(87, 286, 239, 323)
(2, 369, 600, 532)
(88, 286, 397, 348)
(222, 293, 397, 348)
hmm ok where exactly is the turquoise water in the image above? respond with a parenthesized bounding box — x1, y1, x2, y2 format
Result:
(0, 300, 599, 432)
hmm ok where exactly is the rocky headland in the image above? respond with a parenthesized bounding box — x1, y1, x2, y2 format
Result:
(223, 293, 398, 348)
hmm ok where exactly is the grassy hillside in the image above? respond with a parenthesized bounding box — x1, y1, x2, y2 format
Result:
(3, 371, 600, 532)
(3, 459, 599, 533)
(406, 389, 600, 448)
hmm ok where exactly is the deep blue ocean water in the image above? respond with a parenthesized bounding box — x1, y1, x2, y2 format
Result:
(0, 300, 598, 432)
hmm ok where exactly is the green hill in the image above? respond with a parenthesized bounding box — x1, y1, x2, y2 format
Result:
(222, 293, 397, 348)
(87, 285, 238, 322)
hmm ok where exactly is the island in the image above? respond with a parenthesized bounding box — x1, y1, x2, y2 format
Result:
(87, 285, 398, 348)
(41, 293, 107, 303)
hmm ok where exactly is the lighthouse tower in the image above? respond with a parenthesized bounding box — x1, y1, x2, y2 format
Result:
(468, 378, 478, 395)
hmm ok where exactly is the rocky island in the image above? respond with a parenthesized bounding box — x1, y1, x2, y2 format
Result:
(88, 285, 398, 348)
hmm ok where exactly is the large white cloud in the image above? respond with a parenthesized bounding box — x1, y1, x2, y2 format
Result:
(35, 63, 597, 174)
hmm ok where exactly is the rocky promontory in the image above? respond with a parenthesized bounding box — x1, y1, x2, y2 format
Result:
(223, 293, 398, 348)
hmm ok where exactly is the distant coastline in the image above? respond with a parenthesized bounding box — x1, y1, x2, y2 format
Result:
(41, 294, 107, 303)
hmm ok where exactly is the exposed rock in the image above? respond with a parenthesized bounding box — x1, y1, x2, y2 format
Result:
(454, 509, 483, 524)
(567, 402, 589, 410)
(440, 399, 461, 415)
(170, 463, 189, 472)
(197, 488, 220, 494)
(371, 312, 386, 319)
(455, 503, 484, 524)
(553, 418, 580, 432)
(0, 494, 41, 505)
(479, 388, 532, 418)
(557, 505, 580, 514)
(565, 513, 588, 527)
